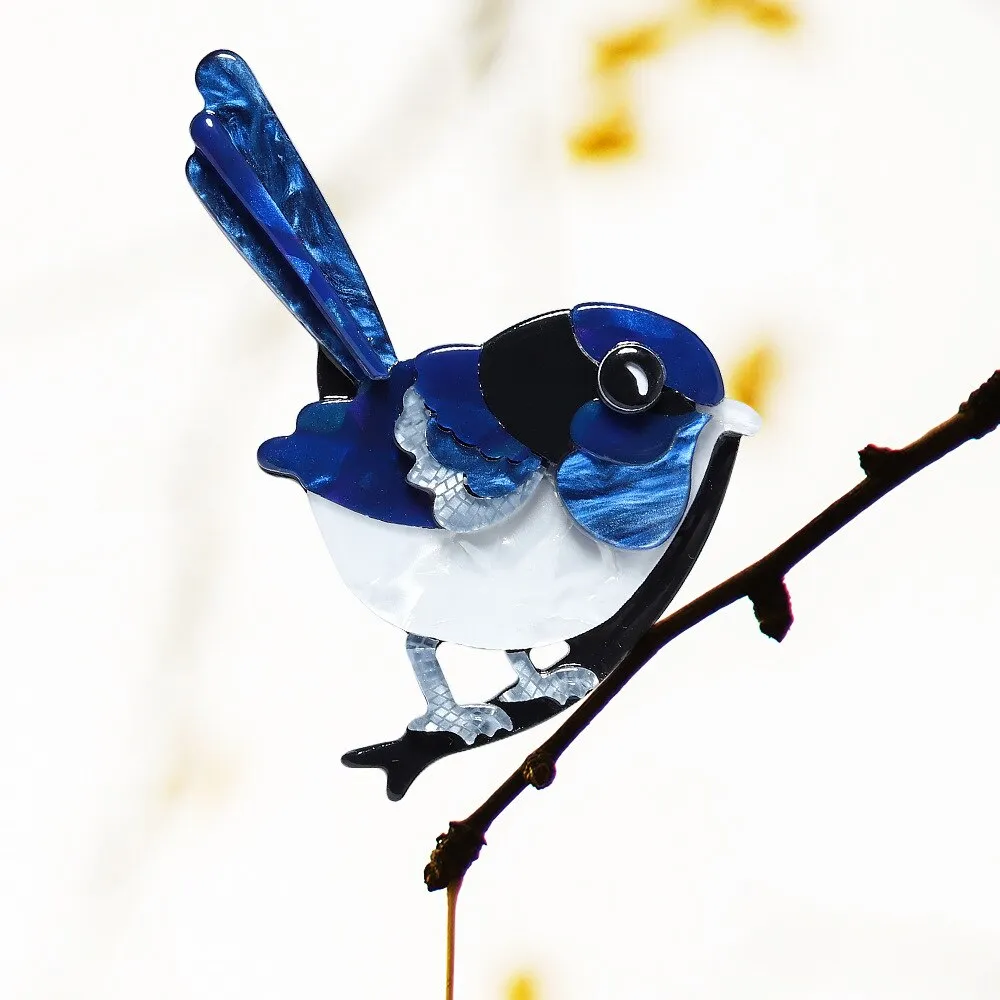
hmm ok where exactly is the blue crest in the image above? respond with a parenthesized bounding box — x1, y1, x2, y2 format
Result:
(571, 303, 724, 406)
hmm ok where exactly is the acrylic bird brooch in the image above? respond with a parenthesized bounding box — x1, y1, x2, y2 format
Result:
(187, 50, 760, 799)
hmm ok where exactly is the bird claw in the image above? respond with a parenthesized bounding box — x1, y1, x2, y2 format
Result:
(407, 703, 514, 745)
(500, 663, 598, 705)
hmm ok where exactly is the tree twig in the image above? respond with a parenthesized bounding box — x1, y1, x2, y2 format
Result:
(425, 369, 1000, 892)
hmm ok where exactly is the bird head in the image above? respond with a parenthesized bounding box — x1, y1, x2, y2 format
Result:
(481, 302, 756, 549)
(480, 302, 728, 464)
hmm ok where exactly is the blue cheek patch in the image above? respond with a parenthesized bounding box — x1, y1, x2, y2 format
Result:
(570, 401, 697, 465)
(556, 412, 710, 549)
(571, 303, 724, 406)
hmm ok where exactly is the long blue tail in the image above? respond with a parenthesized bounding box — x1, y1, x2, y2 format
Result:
(187, 50, 396, 384)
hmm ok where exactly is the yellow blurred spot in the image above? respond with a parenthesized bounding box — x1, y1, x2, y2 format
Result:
(728, 341, 780, 415)
(568, 105, 638, 162)
(569, 1, 798, 161)
(593, 20, 671, 72)
(506, 971, 540, 1000)
(695, 0, 798, 33)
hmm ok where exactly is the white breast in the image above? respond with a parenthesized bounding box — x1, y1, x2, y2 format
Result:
(307, 399, 758, 650)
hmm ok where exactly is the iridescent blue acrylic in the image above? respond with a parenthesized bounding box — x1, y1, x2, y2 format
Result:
(257, 361, 438, 528)
(190, 112, 389, 381)
(188, 52, 759, 799)
(557, 412, 710, 549)
(425, 418, 540, 498)
(413, 346, 534, 462)
(570, 400, 690, 465)
(188, 50, 396, 384)
(571, 303, 724, 406)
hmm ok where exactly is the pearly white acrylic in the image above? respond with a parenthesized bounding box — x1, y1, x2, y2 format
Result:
(308, 398, 759, 649)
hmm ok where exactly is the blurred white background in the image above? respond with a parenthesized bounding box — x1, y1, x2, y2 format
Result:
(1, 0, 999, 997)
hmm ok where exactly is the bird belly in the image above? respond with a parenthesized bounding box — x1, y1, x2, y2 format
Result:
(308, 474, 661, 649)
(306, 406, 741, 649)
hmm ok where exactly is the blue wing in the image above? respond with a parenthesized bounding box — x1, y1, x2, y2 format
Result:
(187, 50, 396, 384)
(257, 358, 542, 530)
(412, 346, 535, 462)
(556, 412, 710, 549)
(413, 345, 541, 497)
(423, 418, 540, 497)
(395, 387, 542, 531)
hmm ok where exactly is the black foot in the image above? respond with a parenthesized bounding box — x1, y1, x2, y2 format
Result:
(342, 697, 573, 800)
(342, 730, 469, 801)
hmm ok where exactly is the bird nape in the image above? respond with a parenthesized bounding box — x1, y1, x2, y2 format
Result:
(188, 50, 761, 799)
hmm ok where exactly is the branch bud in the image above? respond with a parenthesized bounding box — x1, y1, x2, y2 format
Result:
(425, 821, 485, 892)
(523, 751, 556, 789)
(748, 577, 793, 641)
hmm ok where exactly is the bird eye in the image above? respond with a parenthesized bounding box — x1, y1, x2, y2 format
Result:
(597, 343, 665, 413)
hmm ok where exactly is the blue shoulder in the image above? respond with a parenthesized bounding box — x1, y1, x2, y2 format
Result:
(413, 346, 535, 463)
(413, 346, 541, 497)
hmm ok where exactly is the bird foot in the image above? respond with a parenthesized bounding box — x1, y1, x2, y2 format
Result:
(407, 702, 514, 745)
(500, 663, 598, 705)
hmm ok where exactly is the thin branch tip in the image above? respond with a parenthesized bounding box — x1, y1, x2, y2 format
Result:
(959, 369, 1000, 438)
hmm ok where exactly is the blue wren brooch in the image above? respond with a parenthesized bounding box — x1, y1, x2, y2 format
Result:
(187, 51, 761, 799)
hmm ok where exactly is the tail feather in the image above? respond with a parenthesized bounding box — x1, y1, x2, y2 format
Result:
(187, 50, 397, 383)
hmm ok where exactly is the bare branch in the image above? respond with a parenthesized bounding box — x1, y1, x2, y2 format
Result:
(425, 370, 1000, 892)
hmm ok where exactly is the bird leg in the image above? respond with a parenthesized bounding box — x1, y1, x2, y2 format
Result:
(405, 635, 513, 744)
(499, 651, 598, 705)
